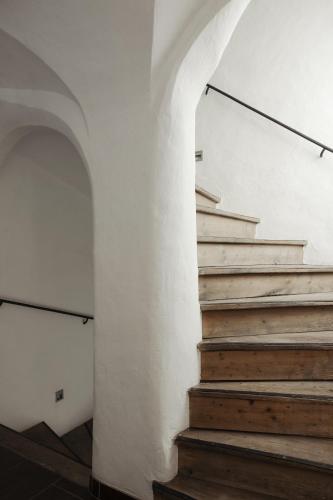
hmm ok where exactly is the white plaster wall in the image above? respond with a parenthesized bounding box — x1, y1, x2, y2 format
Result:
(0, 129, 93, 435)
(196, 0, 333, 264)
(0, 1, 249, 498)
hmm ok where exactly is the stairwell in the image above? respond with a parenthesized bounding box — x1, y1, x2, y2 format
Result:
(0, 419, 93, 499)
(154, 185, 333, 499)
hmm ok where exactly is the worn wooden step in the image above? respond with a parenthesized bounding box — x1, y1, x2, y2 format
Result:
(190, 381, 333, 437)
(195, 185, 221, 208)
(196, 206, 259, 239)
(201, 292, 333, 338)
(153, 475, 278, 499)
(0, 424, 90, 487)
(62, 422, 92, 467)
(200, 331, 333, 381)
(23, 421, 81, 462)
(177, 429, 333, 499)
(199, 265, 333, 300)
(198, 237, 306, 267)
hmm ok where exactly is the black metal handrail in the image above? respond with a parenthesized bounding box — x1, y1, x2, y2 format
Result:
(206, 84, 333, 158)
(0, 297, 94, 324)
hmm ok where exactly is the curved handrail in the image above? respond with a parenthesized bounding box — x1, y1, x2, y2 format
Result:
(0, 297, 94, 324)
(206, 84, 333, 158)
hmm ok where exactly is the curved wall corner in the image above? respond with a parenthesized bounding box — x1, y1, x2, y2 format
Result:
(148, 0, 251, 490)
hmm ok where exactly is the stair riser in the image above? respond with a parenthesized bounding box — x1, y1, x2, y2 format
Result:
(202, 306, 333, 338)
(190, 393, 333, 437)
(178, 442, 333, 499)
(195, 192, 216, 208)
(199, 272, 333, 300)
(201, 349, 333, 381)
(198, 243, 303, 267)
(196, 213, 256, 239)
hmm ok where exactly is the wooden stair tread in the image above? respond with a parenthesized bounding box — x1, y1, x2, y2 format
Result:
(191, 381, 333, 400)
(23, 422, 79, 462)
(178, 429, 333, 471)
(0, 424, 90, 487)
(196, 205, 260, 224)
(195, 185, 221, 204)
(201, 292, 333, 310)
(198, 236, 307, 246)
(154, 475, 278, 499)
(199, 264, 333, 275)
(199, 331, 333, 351)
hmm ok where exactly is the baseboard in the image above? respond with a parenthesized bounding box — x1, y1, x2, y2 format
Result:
(90, 477, 137, 499)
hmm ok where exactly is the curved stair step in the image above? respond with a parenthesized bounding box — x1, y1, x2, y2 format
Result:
(177, 429, 333, 499)
(190, 381, 333, 437)
(199, 331, 333, 380)
(198, 237, 306, 266)
(201, 292, 333, 338)
(196, 205, 259, 239)
(199, 264, 333, 300)
(195, 185, 221, 208)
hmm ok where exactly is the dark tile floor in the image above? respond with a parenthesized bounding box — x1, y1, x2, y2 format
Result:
(0, 445, 92, 499)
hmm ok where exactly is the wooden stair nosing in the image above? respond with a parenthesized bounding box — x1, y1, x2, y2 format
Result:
(190, 381, 333, 402)
(199, 331, 333, 351)
(195, 185, 221, 204)
(177, 429, 333, 473)
(196, 205, 260, 224)
(0, 423, 90, 487)
(200, 292, 333, 311)
(197, 236, 307, 246)
(198, 264, 333, 276)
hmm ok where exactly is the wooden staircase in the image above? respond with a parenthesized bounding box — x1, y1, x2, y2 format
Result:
(154, 186, 333, 499)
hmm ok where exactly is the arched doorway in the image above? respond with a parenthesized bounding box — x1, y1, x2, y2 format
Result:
(0, 127, 94, 446)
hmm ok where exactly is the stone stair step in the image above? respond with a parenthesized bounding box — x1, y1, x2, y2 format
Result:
(23, 421, 81, 462)
(0, 424, 90, 488)
(62, 422, 92, 468)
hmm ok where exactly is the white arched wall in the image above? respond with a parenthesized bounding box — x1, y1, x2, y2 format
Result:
(0, 127, 94, 435)
(196, 0, 333, 264)
(0, 2, 250, 498)
(146, 0, 251, 495)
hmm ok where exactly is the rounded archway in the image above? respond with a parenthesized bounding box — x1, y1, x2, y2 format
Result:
(0, 126, 94, 438)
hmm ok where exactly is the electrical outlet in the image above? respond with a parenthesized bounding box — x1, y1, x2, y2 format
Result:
(55, 389, 64, 402)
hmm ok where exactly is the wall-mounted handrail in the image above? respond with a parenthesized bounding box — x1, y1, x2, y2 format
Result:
(206, 83, 333, 158)
(0, 297, 94, 324)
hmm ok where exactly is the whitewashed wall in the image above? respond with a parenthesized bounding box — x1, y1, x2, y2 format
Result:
(0, 129, 94, 435)
(196, 0, 333, 264)
(0, 1, 249, 497)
